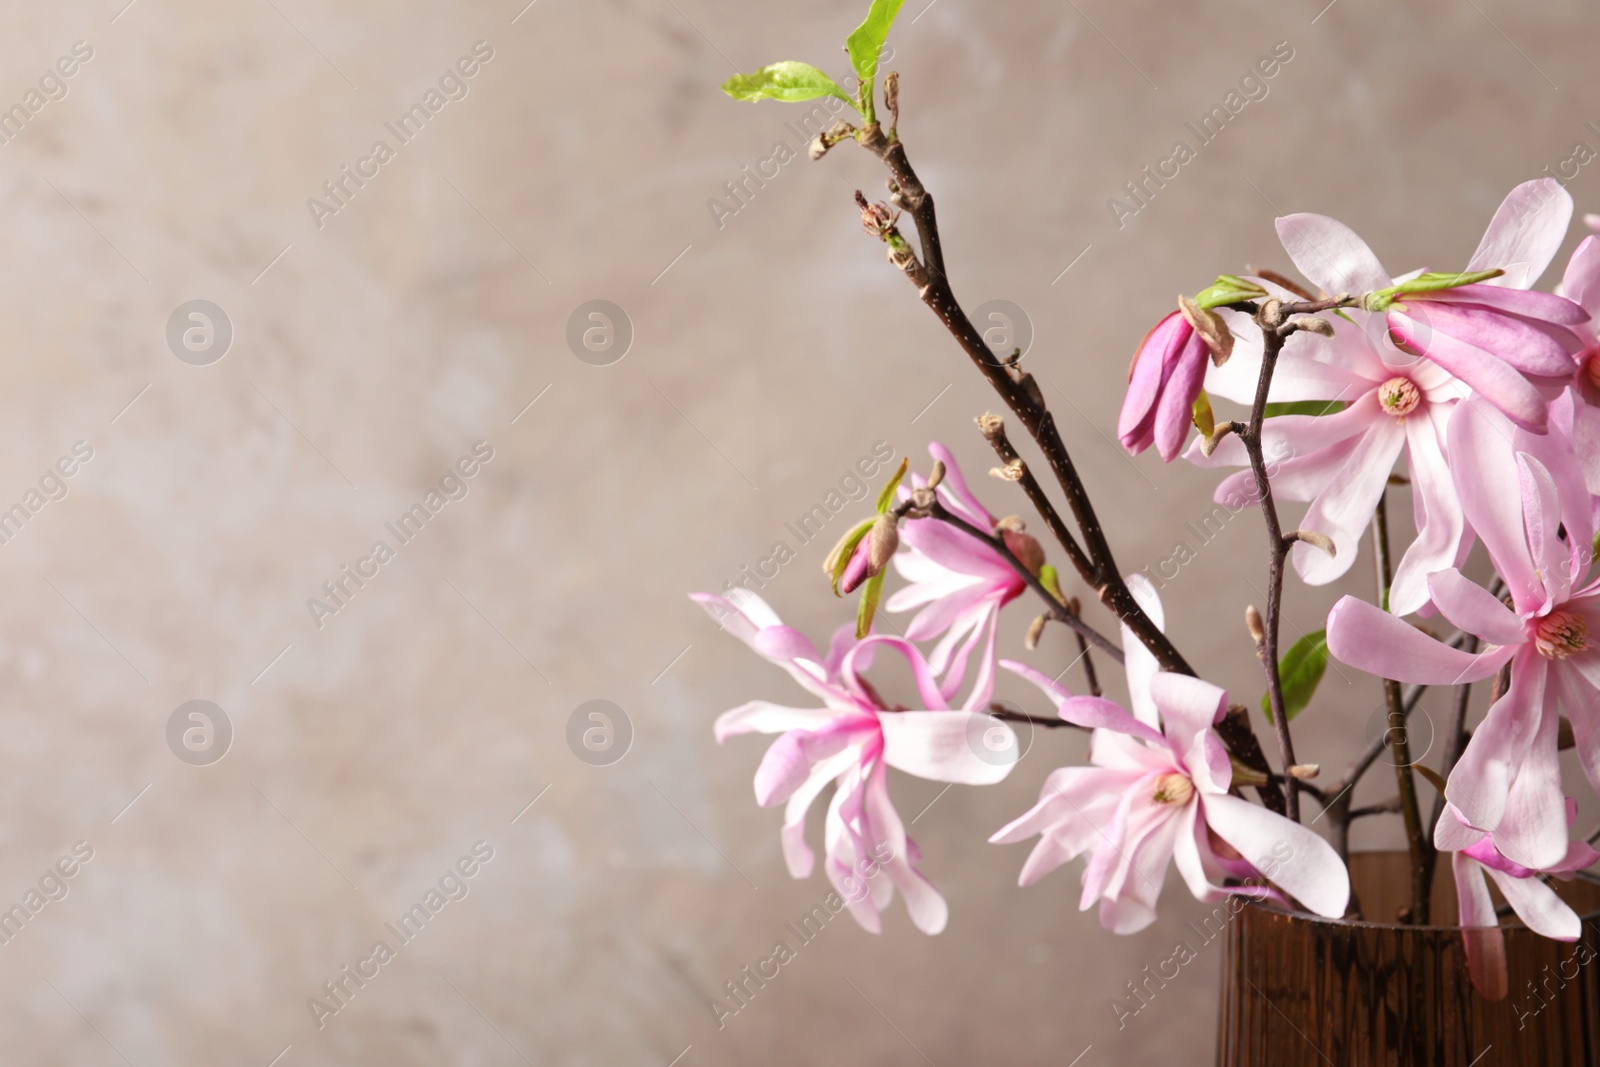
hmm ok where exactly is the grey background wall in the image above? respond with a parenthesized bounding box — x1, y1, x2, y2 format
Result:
(0, 0, 1595, 1064)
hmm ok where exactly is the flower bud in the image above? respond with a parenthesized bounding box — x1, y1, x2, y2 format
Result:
(1287, 764, 1321, 780)
(1002, 528, 1046, 575)
(1291, 529, 1337, 558)
(977, 412, 1005, 441)
(1245, 604, 1265, 644)
(926, 460, 946, 490)
(868, 513, 899, 574)
(990, 458, 1025, 482)
(1289, 315, 1334, 337)
(838, 540, 872, 595)
(1025, 614, 1048, 651)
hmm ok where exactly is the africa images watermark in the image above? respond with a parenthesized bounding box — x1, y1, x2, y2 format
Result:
(307, 839, 496, 1029)
(708, 839, 894, 1030)
(1107, 40, 1296, 230)
(306, 441, 495, 629)
(0, 39, 94, 146)
(709, 439, 897, 608)
(0, 440, 95, 546)
(0, 841, 95, 948)
(306, 41, 496, 229)
(1110, 839, 1297, 1031)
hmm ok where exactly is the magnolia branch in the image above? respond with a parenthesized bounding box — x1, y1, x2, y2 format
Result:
(851, 112, 1286, 810)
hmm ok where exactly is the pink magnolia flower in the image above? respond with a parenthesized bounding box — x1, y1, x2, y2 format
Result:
(1273, 179, 1587, 433)
(1325, 401, 1597, 869)
(694, 589, 1018, 934)
(991, 652, 1348, 933)
(1440, 801, 1599, 999)
(1119, 309, 1217, 461)
(886, 442, 1040, 702)
(1189, 298, 1466, 615)
(1556, 234, 1600, 494)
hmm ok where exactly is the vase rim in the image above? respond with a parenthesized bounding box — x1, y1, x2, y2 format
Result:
(1237, 849, 1600, 933)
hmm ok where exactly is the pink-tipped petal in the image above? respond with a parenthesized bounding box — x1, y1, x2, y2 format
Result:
(1454, 854, 1509, 1001)
(1484, 865, 1582, 940)
(1467, 179, 1574, 290)
(1327, 595, 1514, 684)
(1388, 311, 1550, 431)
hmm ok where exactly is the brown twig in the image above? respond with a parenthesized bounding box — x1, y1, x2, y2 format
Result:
(1373, 492, 1432, 924)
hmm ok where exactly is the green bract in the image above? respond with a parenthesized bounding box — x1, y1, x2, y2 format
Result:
(1363, 268, 1504, 312)
(721, 62, 855, 108)
(1193, 274, 1268, 311)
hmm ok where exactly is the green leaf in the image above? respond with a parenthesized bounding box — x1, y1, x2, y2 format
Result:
(1192, 389, 1216, 438)
(876, 457, 910, 514)
(1038, 564, 1064, 604)
(1262, 629, 1329, 724)
(847, 0, 904, 85)
(1193, 275, 1268, 311)
(1263, 400, 1348, 418)
(721, 62, 855, 107)
(856, 568, 885, 638)
(824, 517, 876, 596)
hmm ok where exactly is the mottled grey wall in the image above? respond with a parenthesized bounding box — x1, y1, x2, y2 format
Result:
(0, 0, 1594, 1064)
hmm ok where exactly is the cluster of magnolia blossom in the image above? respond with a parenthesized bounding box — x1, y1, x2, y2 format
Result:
(697, 179, 1600, 964)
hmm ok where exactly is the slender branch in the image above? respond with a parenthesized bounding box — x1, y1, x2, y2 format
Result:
(847, 117, 1285, 812)
(987, 705, 1081, 730)
(917, 499, 1124, 663)
(1373, 493, 1432, 924)
(1429, 632, 1480, 840)
(1068, 599, 1103, 698)
(977, 414, 1094, 589)
(1236, 309, 1301, 821)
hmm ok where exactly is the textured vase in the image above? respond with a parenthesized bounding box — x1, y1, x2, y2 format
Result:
(1216, 851, 1600, 1065)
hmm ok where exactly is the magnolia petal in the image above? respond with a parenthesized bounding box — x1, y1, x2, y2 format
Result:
(1292, 414, 1405, 585)
(1390, 412, 1465, 617)
(1326, 595, 1513, 685)
(1485, 864, 1582, 940)
(1201, 792, 1350, 918)
(1448, 398, 1542, 608)
(1426, 570, 1523, 647)
(1467, 178, 1573, 289)
(1275, 213, 1392, 297)
(879, 710, 1016, 784)
(1447, 653, 1547, 840)
(1454, 854, 1509, 1002)
(714, 700, 838, 743)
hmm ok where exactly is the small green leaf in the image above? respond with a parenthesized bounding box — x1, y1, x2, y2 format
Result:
(1263, 400, 1348, 418)
(1262, 629, 1329, 724)
(824, 516, 876, 596)
(721, 62, 856, 107)
(856, 568, 885, 638)
(1193, 275, 1268, 311)
(1414, 763, 1448, 797)
(847, 0, 904, 85)
(876, 457, 910, 514)
(1038, 564, 1064, 604)
(1192, 389, 1216, 438)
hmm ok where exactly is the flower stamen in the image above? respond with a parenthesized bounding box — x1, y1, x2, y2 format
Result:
(1533, 610, 1588, 659)
(1151, 772, 1195, 806)
(1378, 376, 1422, 417)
